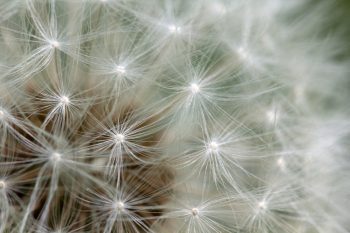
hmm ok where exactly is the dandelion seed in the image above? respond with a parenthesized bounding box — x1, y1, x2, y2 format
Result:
(49, 40, 60, 48)
(168, 24, 182, 34)
(191, 207, 199, 216)
(0, 180, 6, 189)
(258, 201, 267, 210)
(0, 109, 5, 120)
(237, 46, 248, 59)
(115, 65, 126, 75)
(59, 95, 70, 106)
(208, 141, 219, 151)
(277, 157, 286, 170)
(266, 108, 278, 124)
(51, 152, 62, 162)
(113, 133, 125, 144)
(115, 201, 125, 211)
(190, 83, 200, 94)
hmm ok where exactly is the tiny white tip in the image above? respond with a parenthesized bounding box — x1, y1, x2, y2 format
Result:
(0, 180, 6, 189)
(115, 65, 126, 74)
(191, 207, 199, 216)
(277, 158, 285, 169)
(114, 133, 125, 143)
(168, 24, 181, 34)
(59, 96, 70, 105)
(190, 83, 200, 94)
(237, 47, 248, 59)
(49, 40, 60, 48)
(258, 201, 267, 210)
(209, 141, 219, 151)
(51, 152, 62, 162)
(0, 110, 5, 119)
(266, 109, 278, 123)
(115, 201, 125, 211)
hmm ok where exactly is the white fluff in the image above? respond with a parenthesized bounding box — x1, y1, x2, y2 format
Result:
(0, 0, 349, 232)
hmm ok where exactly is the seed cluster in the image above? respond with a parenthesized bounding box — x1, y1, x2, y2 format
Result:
(0, 1, 349, 233)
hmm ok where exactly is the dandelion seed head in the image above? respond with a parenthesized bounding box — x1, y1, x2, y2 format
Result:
(0, 1, 348, 232)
